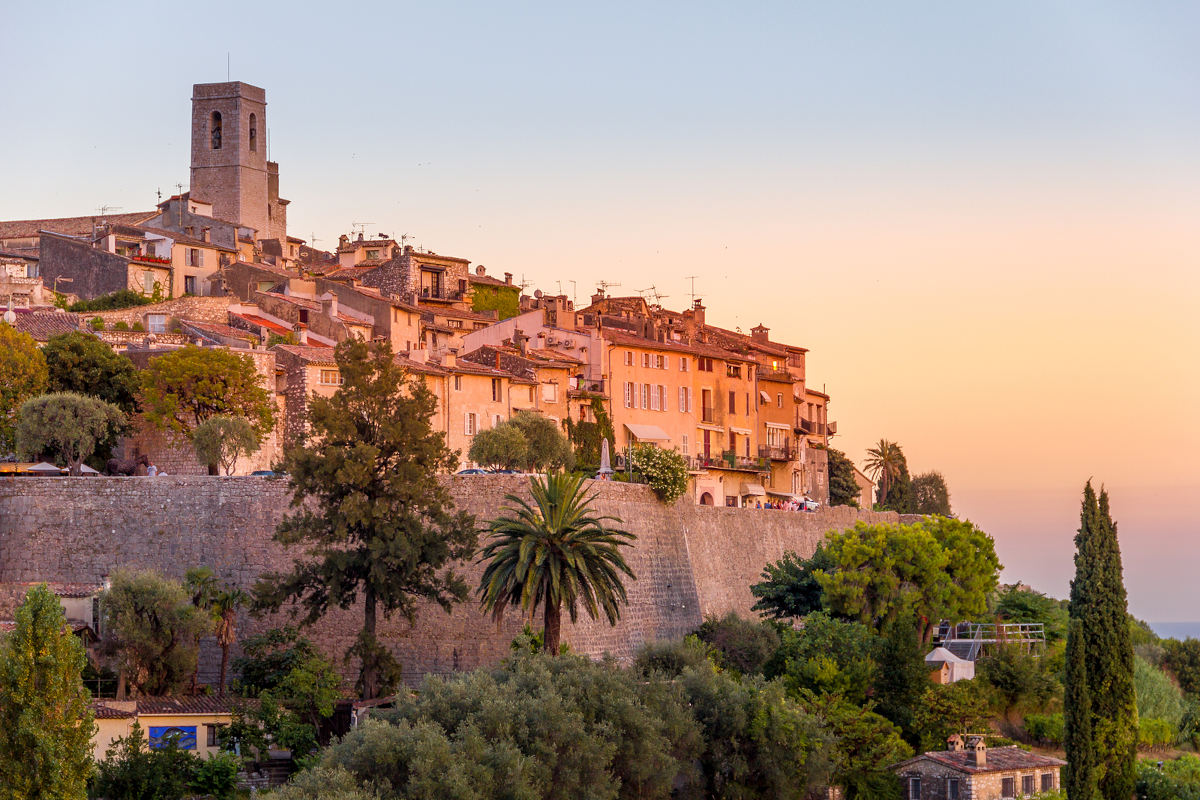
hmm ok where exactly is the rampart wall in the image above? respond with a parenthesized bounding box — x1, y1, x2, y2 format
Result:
(0, 476, 909, 685)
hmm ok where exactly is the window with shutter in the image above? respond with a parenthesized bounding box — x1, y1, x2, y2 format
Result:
(465, 413, 477, 436)
(659, 385, 667, 412)
(650, 386, 659, 411)
(624, 382, 633, 408)
(681, 434, 689, 455)
(642, 384, 650, 409)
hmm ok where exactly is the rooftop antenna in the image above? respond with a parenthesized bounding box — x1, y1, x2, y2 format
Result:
(568, 279, 577, 305)
(399, 233, 412, 248)
(638, 285, 669, 305)
(596, 280, 621, 295)
(309, 232, 321, 249)
(351, 222, 373, 238)
(96, 205, 121, 216)
(685, 275, 698, 306)
(518, 274, 534, 292)
(156, 187, 162, 204)
(175, 183, 185, 226)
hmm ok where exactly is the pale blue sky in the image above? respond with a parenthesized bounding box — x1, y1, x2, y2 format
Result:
(2, 2, 1198, 620)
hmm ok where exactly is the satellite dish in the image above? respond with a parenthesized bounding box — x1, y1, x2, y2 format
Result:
(2, 309, 15, 324)
(534, 289, 543, 299)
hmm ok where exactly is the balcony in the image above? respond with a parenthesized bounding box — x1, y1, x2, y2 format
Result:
(758, 442, 792, 461)
(131, 254, 172, 265)
(755, 365, 794, 382)
(688, 453, 769, 473)
(419, 287, 465, 301)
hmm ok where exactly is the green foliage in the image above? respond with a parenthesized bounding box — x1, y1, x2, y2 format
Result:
(911, 470, 952, 516)
(0, 323, 48, 454)
(564, 397, 615, 469)
(268, 766, 376, 800)
(694, 612, 780, 675)
(750, 546, 837, 620)
(1067, 482, 1138, 800)
(995, 583, 1069, 642)
(817, 517, 1001, 642)
(138, 345, 275, 439)
(192, 414, 260, 475)
(1164, 638, 1200, 698)
(1137, 757, 1200, 800)
(470, 283, 520, 320)
(1026, 712, 1066, 745)
(630, 443, 689, 503)
(68, 289, 154, 312)
(466, 421, 527, 470)
(765, 612, 880, 706)
(865, 439, 912, 511)
(871, 615, 929, 747)
(190, 751, 240, 800)
(914, 680, 993, 751)
(16, 392, 126, 474)
(1135, 655, 1186, 730)
(0, 585, 95, 799)
(977, 646, 1059, 715)
(255, 338, 476, 699)
(185, 567, 248, 694)
(1066, 615, 1097, 800)
(509, 410, 574, 472)
(1139, 718, 1176, 751)
(266, 331, 299, 347)
(92, 723, 198, 800)
(99, 569, 210, 696)
(797, 691, 910, 800)
(825, 447, 860, 507)
(634, 635, 714, 678)
(43, 331, 139, 412)
(112, 320, 130, 331)
(478, 474, 635, 655)
(90, 316, 105, 331)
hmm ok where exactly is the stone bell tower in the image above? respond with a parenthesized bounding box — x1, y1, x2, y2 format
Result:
(189, 81, 270, 241)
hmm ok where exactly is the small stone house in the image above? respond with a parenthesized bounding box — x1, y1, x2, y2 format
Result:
(893, 735, 1065, 799)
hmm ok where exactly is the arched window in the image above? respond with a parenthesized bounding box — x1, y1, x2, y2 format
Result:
(248, 113, 257, 152)
(210, 111, 222, 150)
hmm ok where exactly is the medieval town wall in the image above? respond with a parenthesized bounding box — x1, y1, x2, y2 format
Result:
(0, 476, 909, 685)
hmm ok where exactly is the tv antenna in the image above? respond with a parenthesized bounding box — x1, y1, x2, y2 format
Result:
(568, 280, 577, 305)
(685, 275, 699, 305)
(638, 285, 669, 305)
(518, 274, 534, 291)
(156, 187, 162, 204)
(596, 280, 621, 295)
(96, 205, 122, 216)
(399, 233, 412, 247)
(351, 222, 373, 238)
(309, 232, 321, 249)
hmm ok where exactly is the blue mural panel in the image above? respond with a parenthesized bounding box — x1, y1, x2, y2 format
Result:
(148, 726, 197, 750)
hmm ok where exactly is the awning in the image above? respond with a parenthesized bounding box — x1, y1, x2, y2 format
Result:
(759, 390, 771, 403)
(624, 423, 670, 442)
(765, 422, 790, 430)
(766, 490, 798, 499)
(740, 482, 766, 496)
(696, 423, 724, 433)
(729, 426, 752, 436)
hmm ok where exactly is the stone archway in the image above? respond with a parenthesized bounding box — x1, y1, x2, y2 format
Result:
(699, 492, 714, 506)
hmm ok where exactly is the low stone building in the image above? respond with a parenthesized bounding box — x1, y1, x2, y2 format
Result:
(893, 736, 1064, 799)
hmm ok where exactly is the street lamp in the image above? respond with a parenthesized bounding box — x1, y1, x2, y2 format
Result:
(53, 275, 74, 293)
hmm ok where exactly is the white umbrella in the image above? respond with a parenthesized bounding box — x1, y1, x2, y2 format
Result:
(28, 462, 64, 475)
(598, 438, 613, 478)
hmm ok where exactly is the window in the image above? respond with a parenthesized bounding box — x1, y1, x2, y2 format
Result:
(528, 386, 535, 402)
(448, 319, 463, 328)
(454, 375, 462, 391)
(624, 351, 633, 366)
(494, 414, 503, 428)
(1041, 773, 1054, 792)
(656, 354, 666, 369)
(777, 393, 783, 408)
(464, 412, 477, 436)
(728, 391, 736, 413)
(542, 382, 557, 402)
(908, 777, 921, 800)
(491, 378, 502, 402)
(681, 434, 689, 456)
(1022, 775, 1035, 795)
(249, 113, 257, 152)
(947, 777, 959, 799)
(649, 384, 659, 411)
(641, 384, 650, 409)
(701, 389, 714, 422)
(658, 385, 667, 412)
(624, 382, 633, 408)
(678, 386, 691, 413)
(726, 363, 741, 378)
(680, 357, 689, 371)
(147, 314, 167, 333)
(366, 249, 380, 260)
(642, 352, 650, 368)
(186, 248, 203, 267)
(143, 272, 155, 294)
(211, 111, 222, 149)
(1001, 777, 1015, 798)
(319, 369, 343, 386)
(698, 357, 714, 372)
(184, 276, 196, 295)
(206, 724, 225, 747)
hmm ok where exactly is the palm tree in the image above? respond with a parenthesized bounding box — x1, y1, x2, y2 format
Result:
(477, 474, 636, 655)
(864, 439, 904, 506)
(211, 586, 247, 694)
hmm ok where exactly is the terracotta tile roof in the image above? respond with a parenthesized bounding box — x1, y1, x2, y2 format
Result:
(230, 260, 301, 278)
(136, 225, 236, 252)
(338, 238, 396, 252)
(10, 310, 84, 341)
(92, 702, 136, 719)
(602, 330, 748, 362)
(0, 212, 156, 240)
(895, 746, 1065, 775)
(259, 291, 321, 311)
(0, 250, 39, 261)
(181, 320, 258, 343)
(468, 272, 510, 287)
(412, 250, 469, 264)
(230, 312, 292, 336)
(134, 696, 238, 715)
(274, 344, 338, 366)
(324, 265, 379, 280)
(525, 347, 584, 365)
(419, 303, 499, 323)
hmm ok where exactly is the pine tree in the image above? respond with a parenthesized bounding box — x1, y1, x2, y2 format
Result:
(1064, 616, 1095, 800)
(0, 584, 95, 799)
(1066, 482, 1137, 800)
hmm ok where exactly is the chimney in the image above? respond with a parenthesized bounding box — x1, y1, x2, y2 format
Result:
(201, 227, 211, 243)
(946, 734, 964, 752)
(296, 325, 308, 345)
(357, 232, 364, 242)
(338, 234, 349, 249)
(750, 324, 769, 344)
(965, 736, 986, 768)
(691, 298, 706, 328)
(320, 292, 338, 319)
(443, 348, 456, 368)
(494, 350, 501, 369)
(514, 329, 528, 356)
(504, 272, 513, 285)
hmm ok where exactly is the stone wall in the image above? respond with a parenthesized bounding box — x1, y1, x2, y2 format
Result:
(93, 296, 234, 327)
(0, 476, 907, 686)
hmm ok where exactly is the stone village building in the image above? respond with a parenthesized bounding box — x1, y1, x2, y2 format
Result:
(893, 735, 1064, 800)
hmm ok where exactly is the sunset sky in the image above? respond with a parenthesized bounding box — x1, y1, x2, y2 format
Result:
(3, 3, 1197, 620)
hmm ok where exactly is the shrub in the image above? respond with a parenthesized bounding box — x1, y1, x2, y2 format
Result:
(68, 289, 154, 312)
(112, 320, 130, 331)
(634, 635, 714, 678)
(1025, 712, 1065, 745)
(131, 321, 145, 332)
(190, 750, 240, 800)
(694, 612, 780, 675)
(1140, 717, 1178, 751)
(1136, 655, 1187, 730)
(630, 443, 689, 503)
(90, 316, 104, 330)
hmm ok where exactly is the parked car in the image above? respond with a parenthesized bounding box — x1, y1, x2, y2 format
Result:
(455, 468, 491, 475)
(251, 470, 286, 478)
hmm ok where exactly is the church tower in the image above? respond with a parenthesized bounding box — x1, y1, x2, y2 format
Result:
(189, 82, 271, 241)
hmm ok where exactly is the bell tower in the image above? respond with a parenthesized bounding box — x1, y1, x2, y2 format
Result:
(189, 81, 269, 241)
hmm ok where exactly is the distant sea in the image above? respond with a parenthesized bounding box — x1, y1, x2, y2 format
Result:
(1150, 622, 1200, 641)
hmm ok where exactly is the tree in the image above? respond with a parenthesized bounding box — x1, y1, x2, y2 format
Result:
(881, 459, 914, 513)
(509, 410, 574, 472)
(995, 584, 1069, 643)
(478, 473, 636, 656)
(0, 584, 95, 799)
(872, 614, 929, 748)
(798, 691, 911, 800)
(100, 569, 209, 696)
(192, 415, 260, 475)
(43, 331, 139, 412)
(1065, 482, 1138, 800)
(751, 546, 837, 620)
(15, 392, 126, 475)
(92, 723, 199, 800)
(913, 680, 992, 752)
(912, 470, 952, 516)
(863, 439, 904, 507)
(976, 645, 1058, 715)
(1065, 616, 1096, 800)
(825, 447, 861, 507)
(0, 323, 48, 454)
(565, 396, 615, 469)
(694, 612, 781, 675)
(255, 338, 476, 699)
(467, 422, 528, 470)
(185, 567, 248, 694)
(630, 443, 690, 503)
(765, 612, 881, 706)
(138, 345, 275, 440)
(1164, 638, 1200, 698)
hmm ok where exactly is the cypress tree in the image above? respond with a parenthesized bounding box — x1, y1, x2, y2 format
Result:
(1066, 482, 1137, 800)
(1064, 616, 1095, 800)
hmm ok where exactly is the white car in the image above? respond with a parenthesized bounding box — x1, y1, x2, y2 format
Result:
(801, 497, 821, 512)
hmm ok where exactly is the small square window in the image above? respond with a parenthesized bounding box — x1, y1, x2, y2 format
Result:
(1002, 777, 1015, 798)
(1022, 775, 1035, 795)
(1041, 773, 1054, 792)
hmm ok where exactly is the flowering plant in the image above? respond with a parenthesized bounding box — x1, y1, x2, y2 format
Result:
(631, 444, 689, 504)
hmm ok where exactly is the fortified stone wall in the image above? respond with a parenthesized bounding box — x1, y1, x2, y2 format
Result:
(0, 476, 908, 685)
